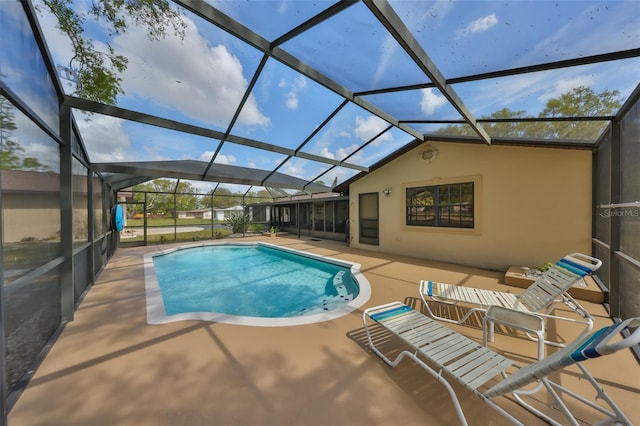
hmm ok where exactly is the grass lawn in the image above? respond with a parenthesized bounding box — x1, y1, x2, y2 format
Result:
(121, 227, 233, 244)
(126, 218, 224, 227)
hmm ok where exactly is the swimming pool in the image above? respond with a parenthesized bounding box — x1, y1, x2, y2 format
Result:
(144, 242, 371, 326)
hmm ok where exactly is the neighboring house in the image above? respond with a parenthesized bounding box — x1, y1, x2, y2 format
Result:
(177, 208, 212, 220)
(213, 205, 244, 220)
(177, 205, 244, 221)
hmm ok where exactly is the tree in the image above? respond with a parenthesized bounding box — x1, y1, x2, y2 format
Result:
(173, 183, 199, 213)
(245, 189, 273, 204)
(538, 86, 621, 140)
(131, 179, 197, 216)
(435, 87, 621, 141)
(1, 96, 49, 171)
(201, 188, 250, 208)
(541, 87, 621, 118)
(483, 108, 533, 138)
(258, 189, 275, 201)
(202, 188, 232, 208)
(41, 0, 186, 104)
(435, 108, 535, 138)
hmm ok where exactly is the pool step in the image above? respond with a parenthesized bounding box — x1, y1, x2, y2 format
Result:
(333, 270, 349, 298)
(296, 271, 354, 316)
(301, 295, 352, 315)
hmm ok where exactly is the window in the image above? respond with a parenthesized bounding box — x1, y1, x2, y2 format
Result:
(406, 182, 474, 228)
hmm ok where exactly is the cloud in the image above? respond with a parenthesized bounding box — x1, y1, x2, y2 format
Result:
(10, 113, 60, 171)
(141, 144, 171, 161)
(372, 35, 399, 88)
(420, 88, 447, 116)
(615, 61, 640, 97)
(355, 115, 392, 144)
(336, 144, 361, 160)
(281, 160, 307, 179)
(321, 167, 358, 188)
(278, 0, 292, 16)
(387, 1, 455, 33)
(36, 5, 270, 128)
(189, 180, 217, 194)
(456, 13, 498, 38)
(278, 75, 308, 110)
(319, 147, 336, 160)
(30, 3, 87, 100)
(311, 114, 393, 161)
(199, 151, 214, 162)
(537, 75, 596, 102)
(110, 16, 269, 128)
(458, 64, 613, 117)
(35, 3, 76, 64)
(199, 151, 236, 165)
(460, 72, 547, 115)
(214, 154, 237, 165)
(516, 3, 639, 68)
(75, 114, 131, 162)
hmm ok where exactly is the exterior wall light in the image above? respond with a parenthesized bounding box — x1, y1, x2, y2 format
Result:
(383, 188, 392, 197)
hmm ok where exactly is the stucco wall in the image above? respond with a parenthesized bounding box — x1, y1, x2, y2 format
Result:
(349, 142, 592, 271)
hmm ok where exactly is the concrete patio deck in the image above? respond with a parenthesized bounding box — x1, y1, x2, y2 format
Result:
(8, 236, 640, 425)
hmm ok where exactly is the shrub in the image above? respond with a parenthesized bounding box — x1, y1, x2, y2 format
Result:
(247, 223, 264, 232)
(225, 212, 251, 234)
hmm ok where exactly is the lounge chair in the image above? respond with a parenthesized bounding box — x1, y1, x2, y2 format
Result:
(419, 253, 601, 348)
(363, 301, 638, 426)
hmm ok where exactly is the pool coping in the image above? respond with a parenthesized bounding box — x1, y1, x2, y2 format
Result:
(143, 241, 372, 327)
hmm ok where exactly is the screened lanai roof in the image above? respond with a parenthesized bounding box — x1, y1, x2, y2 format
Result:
(28, 1, 640, 195)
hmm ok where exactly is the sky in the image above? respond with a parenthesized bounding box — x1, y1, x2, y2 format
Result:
(21, 0, 640, 193)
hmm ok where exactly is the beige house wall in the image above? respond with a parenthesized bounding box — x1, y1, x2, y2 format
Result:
(349, 142, 592, 271)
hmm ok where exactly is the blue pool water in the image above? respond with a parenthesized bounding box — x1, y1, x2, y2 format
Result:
(151, 244, 361, 319)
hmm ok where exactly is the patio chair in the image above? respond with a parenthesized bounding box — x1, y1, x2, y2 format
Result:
(419, 253, 601, 348)
(362, 301, 639, 426)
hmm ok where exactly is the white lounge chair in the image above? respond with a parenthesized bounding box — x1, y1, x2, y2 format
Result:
(419, 253, 601, 348)
(363, 301, 639, 426)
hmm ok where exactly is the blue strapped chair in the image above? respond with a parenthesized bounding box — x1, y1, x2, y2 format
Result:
(419, 253, 602, 348)
(363, 301, 638, 426)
